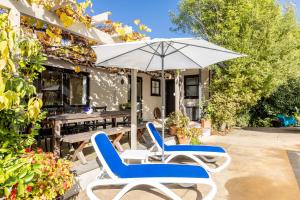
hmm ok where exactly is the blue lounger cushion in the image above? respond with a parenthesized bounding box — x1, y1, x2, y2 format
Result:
(94, 134, 209, 179)
(165, 145, 225, 153)
(147, 122, 225, 153)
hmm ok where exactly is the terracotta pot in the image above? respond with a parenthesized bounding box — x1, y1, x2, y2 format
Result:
(177, 135, 191, 144)
(201, 119, 211, 129)
(169, 126, 177, 136)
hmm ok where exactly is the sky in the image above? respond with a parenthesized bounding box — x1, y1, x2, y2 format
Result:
(88, 0, 300, 39)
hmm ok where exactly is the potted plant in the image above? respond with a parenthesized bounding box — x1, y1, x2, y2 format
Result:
(165, 111, 189, 136)
(201, 117, 211, 129)
(198, 101, 212, 129)
(177, 127, 202, 144)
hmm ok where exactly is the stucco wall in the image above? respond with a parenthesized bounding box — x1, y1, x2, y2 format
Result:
(89, 69, 128, 111)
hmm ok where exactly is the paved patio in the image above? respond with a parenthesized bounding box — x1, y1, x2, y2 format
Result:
(75, 127, 300, 200)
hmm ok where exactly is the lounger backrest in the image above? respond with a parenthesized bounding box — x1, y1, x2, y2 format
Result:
(146, 122, 164, 150)
(91, 133, 126, 179)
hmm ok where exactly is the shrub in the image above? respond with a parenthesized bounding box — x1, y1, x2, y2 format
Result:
(249, 77, 300, 126)
(0, 12, 73, 199)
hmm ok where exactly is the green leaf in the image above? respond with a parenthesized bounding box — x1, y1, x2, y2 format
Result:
(17, 179, 25, 197)
(23, 172, 34, 183)
(4, 177, 17, 186)
(4, 187, 10, 197)
(6, 162, 24, 174)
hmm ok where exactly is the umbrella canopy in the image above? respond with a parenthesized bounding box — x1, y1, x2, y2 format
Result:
(92, 38, 244, 70)
(92, 38, 244, 162)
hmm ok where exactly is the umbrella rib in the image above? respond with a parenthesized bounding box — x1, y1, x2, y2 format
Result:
(172, 41, 242, 56)
(144, 41, 163, 56)
(168, 43, 203, 68)
(145, 43, 162, 71)
(139, 48, 161, 56)
(164, 44, 189, 57)
(162, 41, 172, 55)
(96, 43, 158, 66)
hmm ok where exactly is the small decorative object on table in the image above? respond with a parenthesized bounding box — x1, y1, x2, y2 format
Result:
(84, 106, 93, 114)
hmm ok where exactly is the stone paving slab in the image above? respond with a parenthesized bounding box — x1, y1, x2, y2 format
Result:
(288, 151, 300, 189)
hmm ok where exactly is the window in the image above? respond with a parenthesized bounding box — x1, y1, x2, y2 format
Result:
(40, 70, 63, 106)
(184, 75, 199, 99)
(186, 106, 200, 121)
(151, 79, 161, 96)
(66, 73, 88, 105)
(128, 76, 143, 102)
(37, 66, 89, 108)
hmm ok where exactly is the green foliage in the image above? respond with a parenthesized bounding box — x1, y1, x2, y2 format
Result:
(0, 12, 47, 199)
(165, 111, 190, 129)
(0, 12, 73, 200)
(249, 77, 300, 126)
(171, 0, 300, 128)
(0, 149, 74, 200)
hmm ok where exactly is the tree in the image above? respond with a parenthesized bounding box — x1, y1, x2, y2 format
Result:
(171, 0, 300, 128)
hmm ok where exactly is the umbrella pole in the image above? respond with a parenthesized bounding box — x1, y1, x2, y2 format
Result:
(161, 43, 165, 163)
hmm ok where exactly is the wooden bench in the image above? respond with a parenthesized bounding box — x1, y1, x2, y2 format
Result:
(62, 127, 131, 164)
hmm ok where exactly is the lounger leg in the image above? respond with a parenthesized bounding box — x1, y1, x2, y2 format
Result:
(165, 153, 231, 173)
(165, 154, 214, 172)
(198, 154, 231, 172)
(203, 180, 217, 200)
(87, 180, 183, 200)
(198, 156, 218, 163)
(113, 181, 182, 200)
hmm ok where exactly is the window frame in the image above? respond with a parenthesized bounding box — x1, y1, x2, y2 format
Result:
(184, 75, 199, 99)
(150, 78, 161, 96)
(36, 65, 90, 108)
(128, 76, 143, 102)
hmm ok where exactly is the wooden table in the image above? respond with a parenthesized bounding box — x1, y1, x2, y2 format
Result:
(47, 110, 130, 157)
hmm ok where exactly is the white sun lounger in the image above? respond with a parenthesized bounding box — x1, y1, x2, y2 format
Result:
(146, 122, 231, 173)
(86, 132, 217, 200)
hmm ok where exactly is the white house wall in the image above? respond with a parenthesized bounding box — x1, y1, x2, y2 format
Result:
(89, 69, 128, 111)
(138, 73, 162, 121)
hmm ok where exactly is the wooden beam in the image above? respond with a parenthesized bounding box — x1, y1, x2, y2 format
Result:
(1, 0, 114, 44)
(91, 12, 111, 26)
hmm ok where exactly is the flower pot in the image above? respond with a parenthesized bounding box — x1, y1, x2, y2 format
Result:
(201, 119, 211, 129)
(177, 135, 191, 144)
(169, 126, 177, 136)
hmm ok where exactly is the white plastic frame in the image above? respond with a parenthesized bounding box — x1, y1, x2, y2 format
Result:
(146, 122, 231, 173)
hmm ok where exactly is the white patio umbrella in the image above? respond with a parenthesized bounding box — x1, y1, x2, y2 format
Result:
(92, 38, 244, 161)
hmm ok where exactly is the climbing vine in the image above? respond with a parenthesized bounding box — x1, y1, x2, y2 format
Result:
(19, 0, 152, 67)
